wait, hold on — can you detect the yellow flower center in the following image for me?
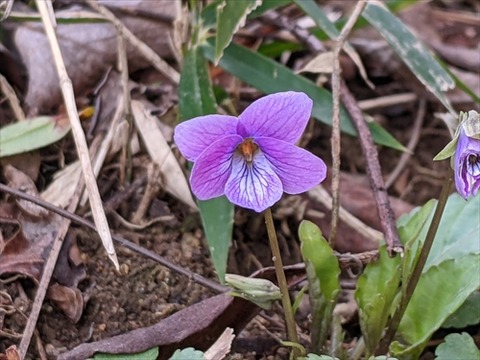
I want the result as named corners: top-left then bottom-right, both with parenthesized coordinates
top-left (238, 138), bottom-right (258, 163)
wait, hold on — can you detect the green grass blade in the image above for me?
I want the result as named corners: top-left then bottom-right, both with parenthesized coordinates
top-left (178, 48), bottom-right (234, 284)
top-left (214, 0), bottom-right (261, 64)
top-left (362, 2), bottom-right (455, 113)
top-left (201, 40), bottom-right (405, 151)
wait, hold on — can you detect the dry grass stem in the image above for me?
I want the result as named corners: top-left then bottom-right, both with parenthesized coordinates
top-left (0, 73), bottom-right (25, 121)
top-left (35, 0), bottom-right (119, 269)
top-left (358, 93), bottom-right (417, 111)
top-left (18, 176), bottom-right (84, 359)
top-left (86, 0), bottom-right (180, 84)
top-left (330, 0), bottom-right (368, 245)
top-left (385, 99), bottom-right (426, 189)
top-left (308, 185), bottom-right (383, 244)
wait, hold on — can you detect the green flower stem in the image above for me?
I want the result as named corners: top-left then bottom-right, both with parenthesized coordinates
top-left (264, 207), bottom-right (299, 356)
top-left (377, 167), bottom-right (453, 354)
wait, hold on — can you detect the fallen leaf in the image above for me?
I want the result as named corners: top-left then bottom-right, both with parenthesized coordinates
top-left (47, 283), bottom-right (84, 323)
top-left (131, 100), bottom-right (197, 209)
top-left (58, 294), bottom-right (257, 360)
top-left (3, 165), bottom-right (49, 218)
top-left (13, 0), bottom-right (179, 115)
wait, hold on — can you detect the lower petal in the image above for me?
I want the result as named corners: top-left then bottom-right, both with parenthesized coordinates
top-left (190, 135), bottom-right (243, 200)
top-left (225, 153), bottom-right (283, 212)
top-left (256, 137), bottom-right (327, 194)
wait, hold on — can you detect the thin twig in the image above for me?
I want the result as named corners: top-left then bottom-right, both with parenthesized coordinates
top-left (340, 79), bottom-right (403, 256)
top-left (330, 0), bottom-right (368, 246)
top-left (377, 167), bottom-right (453, 353)
top-left (36, 0), bottom-right (119, 268)
top-left (17, 176), bottom-right (83, 358)
top-left (0, 182), bottom-right (228, 295)
top-left (385, 99), bottom-right (426, 189)
top-left (85, 0), bottom-right (180, 84)
top-left (116, 32), bottom-right (133, 185)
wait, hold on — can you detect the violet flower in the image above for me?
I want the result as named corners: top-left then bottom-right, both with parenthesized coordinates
top-left (174, 91), bottom-right (327, 212)
top-left (455, 125), bottom-right (480, 199)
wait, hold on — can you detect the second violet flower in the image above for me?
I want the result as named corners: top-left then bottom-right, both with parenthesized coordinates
top-left (174, 91), bottom-right (327, 212)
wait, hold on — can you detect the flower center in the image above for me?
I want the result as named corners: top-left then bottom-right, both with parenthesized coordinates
top-left (237, 138), bottom-right (258, 163)
top-left (467, 154), bottom-right (480, 176)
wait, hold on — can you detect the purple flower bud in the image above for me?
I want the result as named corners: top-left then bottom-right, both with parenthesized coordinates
top-left (454, 126), bottom-right (480, 199)
top-left (174, 91), bottom-right (327, 212)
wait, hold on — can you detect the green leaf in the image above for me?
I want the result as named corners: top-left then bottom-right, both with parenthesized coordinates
top-left (396, 194), bottom-right (480, 294)
top-left (93, 347), bottom-right (158, 359)
top-left (178, 48), bottom-right (234, 284)
top-left (397, 199), bottom-right (436, 291)
top-left (0, 116), bottom-right (71, 157)
top-left (179, 48), bottom-right (217, 117)
top-left (355, 245), bottom-right (402, 357)
top-left (169, 347), bottom-right (206, 360)
top-left (201, 40), bottom-right (405, 151)
top-left (299, 221), bottom-right (341, 353)
top-left (392, 255), bottom-right (480, 359)
top-left (258, 40), bottom-right (303, 58)
top-left (299, 355), bottom-right (339, 360)
top-left (435, 333), bottom-right (480, 360)
top-left (215, 0), bottom-right (261, 64)
top-left (442, 291), bottom-right (480, 329)
top-left (249, 0), bottom-right (291, 18)
top-left (362, 2), bottom-right (455, 113)
top-left (423, 194), bottom-right (480, 270)
top-left (203, 0), bottom-right (291, 28)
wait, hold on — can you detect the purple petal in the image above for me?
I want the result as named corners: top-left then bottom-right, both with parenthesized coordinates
top-left (174, 115), bottom-right (239, 161)
top-left (455, 128), bottom-right (480, 199)
top-left (237, 92), bottom-right (313, 144)
top-left (190, 135), bottom-right (243, 200)
top-left (257, 137), bottom-right (327, 194)
top-left (225, 152), bottom-right (283, 212)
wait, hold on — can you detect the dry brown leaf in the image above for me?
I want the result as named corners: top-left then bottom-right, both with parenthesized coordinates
top-left (3, 165), bottom-right (49, 218)
top-left (297, 52), bottom-right (334, 74)
top-left (0, 345), bottom-right (21, 360)
top-left (204, 327), bottom-right (235, 360)
top-left (47, 283), bottom-right (84, 323)
top-left (131, 100), bottom-right (197, 209)
top-left (309, 172), bottom-right (414, 253)
top-left (57, 294), bottom-right (256, 360)
top-left (13, 0), bottom-right (179, 115)
top-left (0, 202), bottom-right (55, 281)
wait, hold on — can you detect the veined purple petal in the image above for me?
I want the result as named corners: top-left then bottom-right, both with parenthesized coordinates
top-left (455, 128), bottom-right (480, 199)
top-left (225, 152), bottom-right (283, 212)
top-left (190, 135), bottom-right (243, 200)
top-left (174, 115), bottom-right (239, 161)
top-left (237, 92), bottom-right (313, 144)
top-left (257, 137), bottom-right (327, 194)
